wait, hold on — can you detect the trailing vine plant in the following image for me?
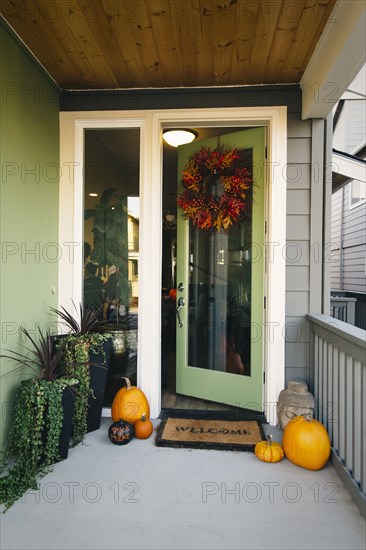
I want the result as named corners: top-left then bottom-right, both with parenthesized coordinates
top-left (57, 332), bottom-right (110, 446)
top-left (1, 304), bottom-right (112, 512)
top-left (0, 328), bottom-right (78, 511)
top-left (51, 303), bottom-right (112, 445)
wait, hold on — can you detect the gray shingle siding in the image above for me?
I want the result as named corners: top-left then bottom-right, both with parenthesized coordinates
top-left (331, 185), bottom-right (366, 293)
top-left (285, 116), bottom-right (314, 388)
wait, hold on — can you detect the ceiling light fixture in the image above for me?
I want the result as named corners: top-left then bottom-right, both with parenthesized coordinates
top-left (163, 129), bottom-right (198, 147)
top-left (89, 193), bottom-right (98, 197)
top-left (163, 212), bottom-right (177, 231)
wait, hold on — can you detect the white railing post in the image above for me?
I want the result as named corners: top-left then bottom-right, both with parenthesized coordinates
top-left (307, 314), bottom-right (366, 518)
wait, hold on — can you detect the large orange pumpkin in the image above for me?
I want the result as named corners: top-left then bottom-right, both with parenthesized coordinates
top-left (282, 415), bottom-right (331, 471)
top-left (112, 377), bottom-right (150, 424)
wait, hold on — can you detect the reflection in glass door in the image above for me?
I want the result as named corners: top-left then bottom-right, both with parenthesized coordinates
top-left (188, 148), bottom-right (253, 377)
top-left (83, 129), bottom-right (140, 405)
top-left (176, 128), bottom-right (265, 410)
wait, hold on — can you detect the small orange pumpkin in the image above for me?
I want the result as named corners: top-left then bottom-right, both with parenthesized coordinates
top-left (112, 377), bottom-right (150, 424)
top-left (282, 415), bottom-right (331, 471)
top-left (134, 414), bottom-right (154, 439)
top-left (255, 435), bottom-right (284, 463)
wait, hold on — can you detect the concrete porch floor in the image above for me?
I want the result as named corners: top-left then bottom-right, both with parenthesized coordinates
top-left (1, 417), bottom-right (365, 550)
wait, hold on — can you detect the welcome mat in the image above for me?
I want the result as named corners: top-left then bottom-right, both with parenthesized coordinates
top-left (155, 417), bottom-right (265, 452)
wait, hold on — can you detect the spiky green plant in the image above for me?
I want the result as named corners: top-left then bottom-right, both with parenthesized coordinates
top-left (50, 302), bottom-right (106, 334)
top-left (50, 303), bottom-right (111, 445)
top-left (0, 328), bottom-right (78, 512)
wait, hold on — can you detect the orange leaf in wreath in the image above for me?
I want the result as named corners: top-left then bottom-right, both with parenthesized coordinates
top-left (178, 146), bottom-right (252, 231)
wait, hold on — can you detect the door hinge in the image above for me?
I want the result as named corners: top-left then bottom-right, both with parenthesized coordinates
top-left (264, 296), bottom-right (266, 309)
top-left (265, 146), bottom-right (267, 159)
top-left (263, 371), bottom-right (265, 384)
top-left (265, 221), bottom-right (267, 234)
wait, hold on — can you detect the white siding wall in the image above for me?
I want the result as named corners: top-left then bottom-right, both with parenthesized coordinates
top-left (333, 100), bottom-right (366, 154)
top-left (331, 184), bottom-right (366, 292)
top-left (343, 185), bottom-right (365, 292)
top-left (333, 106), bottom-right (347, 151)
top-left (331, 188), bottom-right (342, 290)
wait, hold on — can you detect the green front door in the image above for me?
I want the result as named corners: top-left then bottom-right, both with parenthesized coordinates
top-left (176, 128), bottom-right (265, 411)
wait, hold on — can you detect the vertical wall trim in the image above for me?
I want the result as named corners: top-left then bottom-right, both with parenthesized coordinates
top-left (310, 119), bottom-right (325, 313)
top-left (322, 113), bottom-right (333, 315)
top-left (138, 114), bottom-right (162, 411)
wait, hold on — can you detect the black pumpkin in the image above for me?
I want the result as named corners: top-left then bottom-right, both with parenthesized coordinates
top-left (108, 419), bottom-right (135, 445)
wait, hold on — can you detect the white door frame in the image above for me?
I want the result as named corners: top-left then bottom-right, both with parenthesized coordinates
top-left (59, 106), bottom-right (287, 425)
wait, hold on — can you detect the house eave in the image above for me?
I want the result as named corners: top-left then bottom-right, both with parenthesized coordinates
top-left (332, 149), bottom-right (366, 181)
top-left (300, 0), bottom-right (366, 120)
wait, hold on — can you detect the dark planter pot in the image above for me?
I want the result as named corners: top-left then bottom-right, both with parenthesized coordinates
top-left (40, 383), bottom-right (76, 463)
top-left (52, 334), bottom-right (112, 434)
top-left (104, 351), bottom-right (137, 407)
top-left (87, 338), bottom-right (112, 432)
top-left (103, 324), bottom-right (138, 408)
top-left (58, 385), bottom-right (77, 460)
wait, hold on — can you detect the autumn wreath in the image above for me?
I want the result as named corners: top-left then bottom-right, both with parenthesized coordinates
top-left (177, 146), bottom-right (252, 231)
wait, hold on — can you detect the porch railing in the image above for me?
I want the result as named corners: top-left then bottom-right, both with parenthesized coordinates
top-left (330, 296), bottom-right (356, 325)
top-left (331, 291), bottom-right (366, 331)
top-left (307, 314), bottom-right (366, 518)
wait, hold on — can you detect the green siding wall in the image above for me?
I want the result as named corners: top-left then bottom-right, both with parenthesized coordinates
top-left (0, 24), bottom-right (60, 450)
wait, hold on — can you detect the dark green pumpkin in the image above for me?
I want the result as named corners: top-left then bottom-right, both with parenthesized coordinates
top-left (108, 419), bottom-right (134, 445)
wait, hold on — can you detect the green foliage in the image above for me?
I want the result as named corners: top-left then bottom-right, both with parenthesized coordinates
top-left (0, 377), bottom-right (77, 512)
top-left (85, 187), bottom-right (129, 306)
top-left (58, 337), bottom-right (91, 446)
top-left (50, 302), bottom-right (106, 334)
top-left (0, 320), bottom-right (111, 512)
top-left (55, 332), bottom-right (111, 446)
top-left (0, 327), bottom-right (66, 381)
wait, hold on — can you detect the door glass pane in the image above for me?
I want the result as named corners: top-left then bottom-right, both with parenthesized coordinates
top-left (83, 129), bottom-right (140, 404)
top-left (188, 149), bottom-right (253, 376)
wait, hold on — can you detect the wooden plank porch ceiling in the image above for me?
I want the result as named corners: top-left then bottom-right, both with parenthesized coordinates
top-left (1, 0), bottom-right (337, 90)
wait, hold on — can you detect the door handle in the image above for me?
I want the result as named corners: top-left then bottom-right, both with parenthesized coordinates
top-left (176, 297), bottom-right (185, 328)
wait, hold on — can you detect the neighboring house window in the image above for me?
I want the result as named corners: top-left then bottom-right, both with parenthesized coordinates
top-left (349, 179), bottom-right (366, 208)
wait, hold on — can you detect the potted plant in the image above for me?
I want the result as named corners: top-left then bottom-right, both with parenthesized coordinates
top-left (50, 303), bottom-right (112, 438)
top-left (84, 187), bottom-right (137, 352)
top-left (85, 187), bottom-right (129, 319)
top-left (0, 327), bottom-right (79, 511)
